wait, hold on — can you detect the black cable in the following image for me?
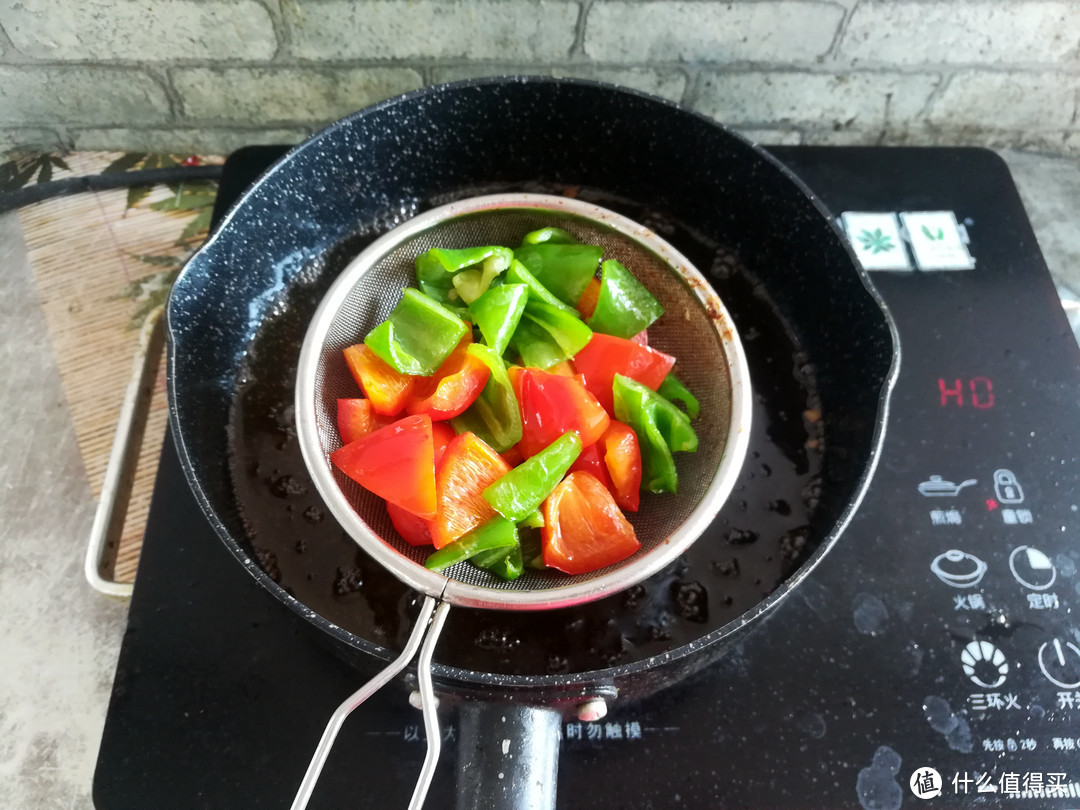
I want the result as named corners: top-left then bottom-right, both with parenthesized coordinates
top-left (0, 165), bottom-right (224, 213)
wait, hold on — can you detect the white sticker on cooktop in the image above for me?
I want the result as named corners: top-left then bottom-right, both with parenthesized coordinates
top-left (900, 211), bottom-right (975, 270)
top-left (839, 212), bottom-right (912, 271)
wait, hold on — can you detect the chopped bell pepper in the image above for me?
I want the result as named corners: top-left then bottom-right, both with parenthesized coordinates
top-left (521, 227), bottom-right (577, 245)
top-left (586, 259), bottom-right (664, 339)
top-left (470, 542), bottom-right (524, 581)
top-left (337, 398), bottom-right (393, 445)
top-left (505, 259), bottom-right (577, 314)
top-left (451, 344), bottom-right (523, 453)
top-left (513, 243), bottom-right (603, 307)
top-left (658, 373), bottom-right (700, 419)
top-left (424, 515), bottom-right (518, 572)
top-left (342, 344), bottom-right (416, 416)
top-left (600, 420), bottom-right (642, 512)
top-left (387, 501), bottom-right (434, 546)
top-left (511, 299), bottom-right (593, 369)
top-left (330, 414), bottom-right (437, 518)
top-left (483, 431), bottom-right (582, 523)
top-left (612, 374), bottom-right (697, 494)
top-left (542, 471), bottom-right (640, 575)
top-left (469, 283), bottom-right (528, 356)
top-left (572, 332), bottom-right (675, 415)
top-left (430, 431), bottom-right (511, 549)
top-left (406, 336), bottom-right (490, 420)
top-left (577, 276), bottom-right (602, 319)
top-left (416, 246), bottom-right (513, 309)
top-left (517, 367), bottom-right (610, 458)
top-left (364, 288), bottom-right (468, 376)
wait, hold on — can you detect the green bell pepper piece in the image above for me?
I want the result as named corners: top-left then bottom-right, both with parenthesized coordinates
top-left (514, 243), bottom-right (603, 307)
top-left (505, 259), bottom-right (577, 314)
top-left (519, 529), bottom-right (546, 570)
top-left (364, 288), bottom-right (468, 376)
top-left (483, 432), bottom-right (582, 523)
top-left (658, 374), bottom-right (700, 419)
top-left (511, 299), bottom-right (593, 369)
top-left (469, 283), bottom-right (528, 356)
top-left (451, 344), bottom-right (523, 452)
top-left (612, 374), bottom-right (698, 494)
top-left (518, 508), bottom-right (544, 529)
top-left (416, 246), bottom-right (512, 309)
top-left (424, 516), bottom-right (518, 572)
top-left (470, 543), bottom-right (524, 581)
top-left (521, 227), bottom-right (577, 245)
top-left (586, 259), bottom-right (664, 339)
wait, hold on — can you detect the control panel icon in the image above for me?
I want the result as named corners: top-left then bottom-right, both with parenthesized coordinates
top-left (1037, 639), bottom-right (1080, 689)
top-left (1008, 546), bottom-right (1056, 591)
top-left (918, 476), bottom-right (976, 497)
top-left (930, 550), bottom-right (987, 588)
top-left (961, 640), bottom-right (1008, 689)
top-left (993, 469), bottom-right (1024, 504)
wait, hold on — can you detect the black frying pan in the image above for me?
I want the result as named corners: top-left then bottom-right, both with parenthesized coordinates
top-left (167, 78), bottom-right (897, 809)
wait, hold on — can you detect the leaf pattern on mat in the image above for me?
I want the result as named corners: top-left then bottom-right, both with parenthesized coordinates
top-left (103, 152), bottom-right (219, 329)
top-left (0, 154), bottom-right (70, 192)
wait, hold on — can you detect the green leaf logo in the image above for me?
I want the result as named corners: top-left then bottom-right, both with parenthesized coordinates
top-left (857, 228), bottom-right (895, 254)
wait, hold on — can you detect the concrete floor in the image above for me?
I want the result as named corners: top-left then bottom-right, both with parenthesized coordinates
top-left (0, 149), bottom-right (1077, 809)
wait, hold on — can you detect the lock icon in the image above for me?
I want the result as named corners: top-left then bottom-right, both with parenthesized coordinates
top-left (993, 469), bottom-right (1024, 504)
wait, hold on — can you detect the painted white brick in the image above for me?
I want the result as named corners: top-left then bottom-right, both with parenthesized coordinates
top-left (0, 0), bottom-right (276, 61)
top-left (0, 67), bottom-right (170, 126)
top-left (733, 127), bottom-right (803, 146)
top-left (173, 68), bottom-right (424, 123)
top-left (284, 0), bottom-right (579, 61)
top-left (0, 128), bottom-right (66, 152)
top-left (70, 127), bottom-right (313, 155)
top-left (696, 71), bottom-right (941, 129)
top-left (584, 1), bottom-right (845, 63)
top-left (927, 71), bottom-right (1077, 130)
top-left (840, 1), bottom-right (1080, 65)
top-left (428, 65), bottom-right (688, 102)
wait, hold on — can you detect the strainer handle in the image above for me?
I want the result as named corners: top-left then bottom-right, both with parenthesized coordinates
top-left (290, 596), bottom-right (450, 810)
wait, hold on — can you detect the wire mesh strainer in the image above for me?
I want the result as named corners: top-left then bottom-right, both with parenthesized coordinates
top-left (292, 194), bottom-right (751, 809)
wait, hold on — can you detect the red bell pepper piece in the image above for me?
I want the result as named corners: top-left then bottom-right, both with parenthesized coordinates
top-left (431, 431), bottom-right (512, 549)
top-left (569, 442), bottom-right (615, 491)
top-left (337, 398), bottom-right (394, 445)
top-left (541, 471), bottom-right (640, 575)
top-left (601, 420), bottom-right (642, 512)
top-left (330, 414), bottom-right (437, 519)
top-left (342, 344), bottom-right (416, 416)
top-left (571, 333), bottom-right (675, 415)
top-left (387, 501), bottom-right (434, 546)
top-left (568, 421), bottom-right (642, 512)
top-left (406, 337), bottom-right (490, 420)
top-left (516, 367), bottom-right (610, 459)
top-left (431, 420), bottom-right (457, 464)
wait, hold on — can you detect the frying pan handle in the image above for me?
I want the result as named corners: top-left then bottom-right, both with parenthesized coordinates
top-left (290, 596), bottom-right (451, 810)
top-left (455, 701), bottom-right (562, 810)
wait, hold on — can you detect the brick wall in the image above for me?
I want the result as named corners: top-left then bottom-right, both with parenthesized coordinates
top-left (0, 0), bottom-right (1077, 155)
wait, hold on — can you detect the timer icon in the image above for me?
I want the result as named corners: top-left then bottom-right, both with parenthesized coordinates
top-left (1008, 546), bottom-right (1056, 591)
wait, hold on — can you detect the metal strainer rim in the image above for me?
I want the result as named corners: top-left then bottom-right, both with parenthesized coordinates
top-left (295, 193), bottom-right (752, 611)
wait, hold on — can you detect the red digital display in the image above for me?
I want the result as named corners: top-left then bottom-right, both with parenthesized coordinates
top-left (938, 377), bottom-right (994, 408)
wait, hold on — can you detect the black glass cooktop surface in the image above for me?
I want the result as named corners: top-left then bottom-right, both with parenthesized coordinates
top-left (94, 146), bottom-right (1080, 808)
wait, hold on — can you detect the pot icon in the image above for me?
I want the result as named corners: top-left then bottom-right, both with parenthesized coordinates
top-left (930, 550), bottom-right (988, 588)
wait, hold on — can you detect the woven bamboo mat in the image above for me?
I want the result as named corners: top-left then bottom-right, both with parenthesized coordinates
top-left (11, 152), bottom-right (221, 585)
